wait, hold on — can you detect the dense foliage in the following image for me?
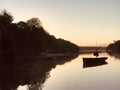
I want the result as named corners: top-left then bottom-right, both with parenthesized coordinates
top-left (0, 10), bottom-right (79, 55)
top-left (107, 40), bottom-right (120, 54)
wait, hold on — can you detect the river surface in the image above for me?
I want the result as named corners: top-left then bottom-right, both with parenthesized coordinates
top-left (16, 52), bottom-right (120, 90)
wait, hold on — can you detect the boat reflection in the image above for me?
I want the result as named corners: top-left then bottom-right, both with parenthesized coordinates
top-left (0, 54), bottom-right (79, 90)
top-left (83, 59), bottom-right (108, 68)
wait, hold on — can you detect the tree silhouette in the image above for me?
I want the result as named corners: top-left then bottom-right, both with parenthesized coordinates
top-left (27, 17), bottom-right (42, 29)
top-left (107, 40), bottom-right (120, 54)
top-left (0, 10), bottom-right (79, 55)
top-left (0, 9), bottom-right (13, 23)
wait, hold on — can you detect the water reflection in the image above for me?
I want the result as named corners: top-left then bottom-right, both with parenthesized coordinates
top-left (107, 53), bottom-right (120, 59)
top-left (0, 54), bottom-right (79, 90)
top-left (83, 60), bottom-right (108, 68)
top-left (40, 53), bottom-right (120, 90)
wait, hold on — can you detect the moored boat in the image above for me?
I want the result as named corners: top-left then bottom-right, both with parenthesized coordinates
top-left (83, 49), bottom-right (108, 63)
top-left (83, 57), bottom-right (108, 63)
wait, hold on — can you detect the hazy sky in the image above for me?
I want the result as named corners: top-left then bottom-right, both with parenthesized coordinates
top-left (1, 0), bottom-right (120, 46)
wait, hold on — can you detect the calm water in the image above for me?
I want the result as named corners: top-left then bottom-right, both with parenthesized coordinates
top-left (16, 52), bottom-right (120, 90)
top-left (1, 53), bottom-right (120, 90)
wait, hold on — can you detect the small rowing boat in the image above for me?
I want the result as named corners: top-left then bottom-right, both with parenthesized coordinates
top-left (83, 49), bottom-right (108, 64)
top-left (83, 57), bottom-right (108, 63)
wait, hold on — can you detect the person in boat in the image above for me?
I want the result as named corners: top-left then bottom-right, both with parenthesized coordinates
top-left (93, 49), bottom-right (99, 57)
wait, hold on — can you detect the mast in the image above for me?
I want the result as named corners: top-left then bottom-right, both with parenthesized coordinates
top-left (93, 42), bottom-right (99, 57)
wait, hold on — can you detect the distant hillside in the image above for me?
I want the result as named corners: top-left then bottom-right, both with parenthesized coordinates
top-left (0, 10), bottom-right (79, 55)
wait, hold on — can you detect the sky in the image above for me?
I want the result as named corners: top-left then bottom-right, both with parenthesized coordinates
top-left (0, 0), bottom-right (120, 46)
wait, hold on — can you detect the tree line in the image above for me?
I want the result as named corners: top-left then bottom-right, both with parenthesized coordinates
top-left (0, 10), bottom-right (79, 55)
top-left (107, 40), bottom-right (120, 54)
